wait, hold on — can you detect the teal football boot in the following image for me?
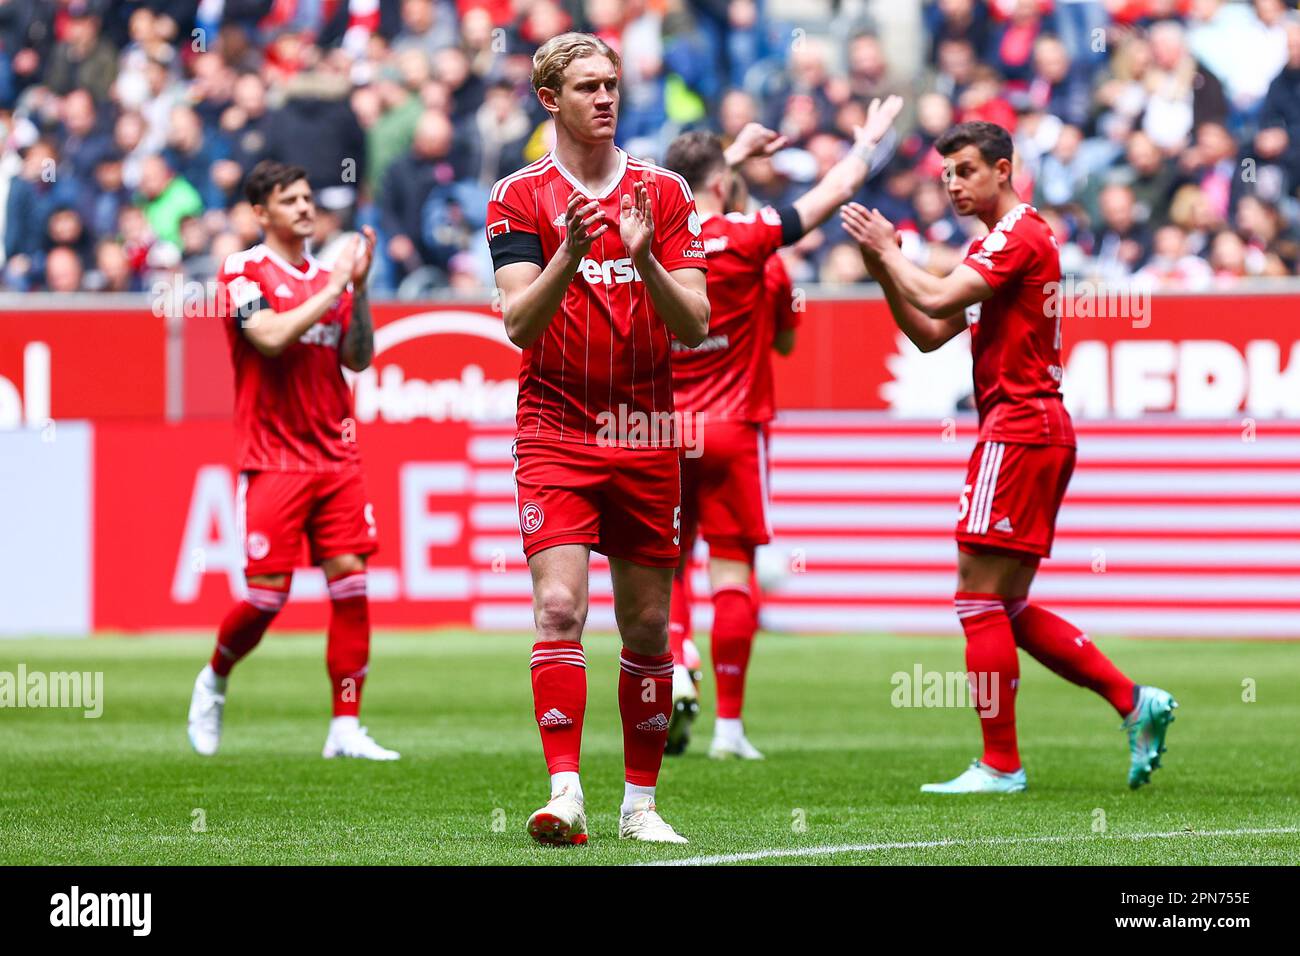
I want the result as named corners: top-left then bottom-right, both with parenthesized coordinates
top-left (921, 759), bottom-right (1027, 794)
top-left (1123, 686), bottom-right (1178, 789)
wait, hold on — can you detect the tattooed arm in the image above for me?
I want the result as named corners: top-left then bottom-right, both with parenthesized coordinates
top-left (341, 288), bottom-right (374, 371)
top-left (340, 227), bottom-right (376, 371)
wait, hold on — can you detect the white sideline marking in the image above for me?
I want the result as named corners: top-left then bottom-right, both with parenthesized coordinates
top-left (639, 826), bottom-right (1300, 866)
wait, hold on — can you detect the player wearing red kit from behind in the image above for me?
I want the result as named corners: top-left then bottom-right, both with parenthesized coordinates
top-left (186, 160), bottom-right (398, 762)
top-left (666, 250), bottom-right (794, 751)
top-left (661, 98), bottom-right (901, 759)
top-left (667, 247), bottom-right (797, 712)
top-left (842, 120), bottom-right (1176, 792)
top-left (487, 33), bottom-right (710, 845)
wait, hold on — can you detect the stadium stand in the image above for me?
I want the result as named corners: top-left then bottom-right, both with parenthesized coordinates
top-left (0, 0), bottom-right (1297, 295)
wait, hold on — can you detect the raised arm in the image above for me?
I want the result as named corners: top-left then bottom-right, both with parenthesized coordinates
top-left (240, 236), bottom-right (358, 358)
top-left (341, 290), bottom-right (374, 371)
top-left (866, 256), bottom-right (968, 353)
top-left (723, 122), bottom-right (787, 168)
top-left (641, 263), bottom-right (709, 347)
top-left (340, 226), bottom-right (377, 371)
top-left (621, 181), bottom-right (709, 347)
top-left (841, 202), bottom-right (971, 353)
top-left (842, 202), bottom-right (992, 316)
top-left (789, 96), bottom-right (902, 236)
top-left (495, 190), bottom-right (607, 350)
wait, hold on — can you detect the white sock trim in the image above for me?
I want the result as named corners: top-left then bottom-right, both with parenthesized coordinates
top-left (201, 664), bottom-right (227, 693)
top-left (327, 572), bottom-right (367, 601)
top-left (329, 715), bottom-right (360, 736)
top-left (621, 782), bottom-right (656, 813)
top-left (714, 717), bottom-right (743, 739)
top-left (550, 771), bottom-right (582, 801)
top-left (246, 585), bottom-right (289, 612)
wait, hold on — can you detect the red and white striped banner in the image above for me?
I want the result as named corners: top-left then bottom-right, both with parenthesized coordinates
top-left (466, 415), bottom-right (1300, 639)
top-left (25, 415), bottom-right (1292, 638)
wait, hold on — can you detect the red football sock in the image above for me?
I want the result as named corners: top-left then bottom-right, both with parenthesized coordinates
top-left (530, 641), bottom-right (586, 774)
top-left (209, 578), bottom-right (290, 676)
top-left (668, 569), bottom-right (692, 667)
top-left (618, 649), bottom-right (673, 786)
top-left (1006, 600), bottom-right (1137, 717)
top-left (326, 572), bottom-right (370, 717)
top-left (711, 585), bottom-right (757, 719)
top-left (955, 592), bottom-right (1021, 773)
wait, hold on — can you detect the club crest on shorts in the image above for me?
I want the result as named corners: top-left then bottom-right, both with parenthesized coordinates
top-left (246, 532), bottom-right (270, 561)
top-left (520, 501), bottom-right (544, 534)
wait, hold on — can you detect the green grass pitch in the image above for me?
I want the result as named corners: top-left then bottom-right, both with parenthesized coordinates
top-left (1, 631), bottom-right (1297, 866)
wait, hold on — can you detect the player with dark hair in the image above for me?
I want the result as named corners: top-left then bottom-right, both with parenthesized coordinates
top-left (842, 119), bottom-right (1177, 793)
top-left (486, 33), bottom-right (710, 845)
top-left (186, 160), bottom-right (398, 762)
top-left (661, 98), bottom-right (901, 759)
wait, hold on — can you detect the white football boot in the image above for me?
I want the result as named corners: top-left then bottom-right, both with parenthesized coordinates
top-left (322, 721), bottom-right (401, 760)
top-left (618, 796), bottom-right (689, 844)
top-left (527, 786), bottom-right (588, 846)
top-left (920, 759), bottom-right (1027, 794)
top-left (187, 666), bottom-right (225, 756)
top-left (708, 717), bottom-right (765, 760)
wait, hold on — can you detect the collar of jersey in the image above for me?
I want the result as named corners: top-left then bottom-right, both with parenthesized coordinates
top-left (259, 242), bottom-right (320, 280)
top-left (549, 147), bottom-right (628, 200)
top-left (993, 202), bottom-right (1031, 233)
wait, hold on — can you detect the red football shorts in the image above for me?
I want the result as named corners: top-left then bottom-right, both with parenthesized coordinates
top-left (955, 440), bottom-right (1075, 559)
top-left (512, 438), bottom-right (682, 568)
top-left (236, 465), bottom-right (379, 576)
top-left (679, 420), bottom-right (772, 563)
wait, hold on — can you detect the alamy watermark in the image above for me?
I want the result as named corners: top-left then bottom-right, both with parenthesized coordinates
top-left (891, 665), bottom-right (1001, 717)
top-left (595, 404), bottom-right (706, 458)
top-left (50, 886), bottom-right (150, 936)
top-left (0, 665), bottom-right (103, 718)
top-left (150, 275), bottom-right (261, 324)
top-left (1044, 276), bottom-right (1151, 329)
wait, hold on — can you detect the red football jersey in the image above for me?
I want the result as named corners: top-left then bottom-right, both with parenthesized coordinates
top-left (218, 244), bottom-right (358, 472)
top-left (486, 149), bottom-right (707, 446)
top-left (960, 202), bottom-right (1075, 447)
top-left (765, 250), bottom-right (799, 335)
top-left (670, 208), bottom-right (795, 423)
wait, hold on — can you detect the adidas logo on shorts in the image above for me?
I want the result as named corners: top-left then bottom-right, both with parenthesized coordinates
top-left (993, 516), bottom-right (1014, 534)
top-left (636, 713), bottom-right (669, 732)
top-left (538, 708), bottom-right (572, 727)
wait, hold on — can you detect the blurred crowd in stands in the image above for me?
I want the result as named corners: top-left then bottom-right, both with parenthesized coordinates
top-left (1, 0), bottom-right (1299, 297)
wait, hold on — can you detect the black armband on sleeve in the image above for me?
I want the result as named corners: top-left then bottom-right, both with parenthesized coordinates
top-left (777, 205), bottom-right (804, 246)
top-left (235, 296), bottom-right (268, 327)
top-left (490, 231), bottom-right (544, 271)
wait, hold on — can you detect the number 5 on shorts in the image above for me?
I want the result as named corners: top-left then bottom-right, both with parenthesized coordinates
top-left (957, 483), bottom-right (973, 522)
top-left (673, 506), bottom-right (681, 546)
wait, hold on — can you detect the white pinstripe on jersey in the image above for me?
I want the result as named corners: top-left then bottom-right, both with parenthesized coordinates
top-left (490, 156), bottom-right (553, 204)
top-left (628, 158), bottom-right (695, 202)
